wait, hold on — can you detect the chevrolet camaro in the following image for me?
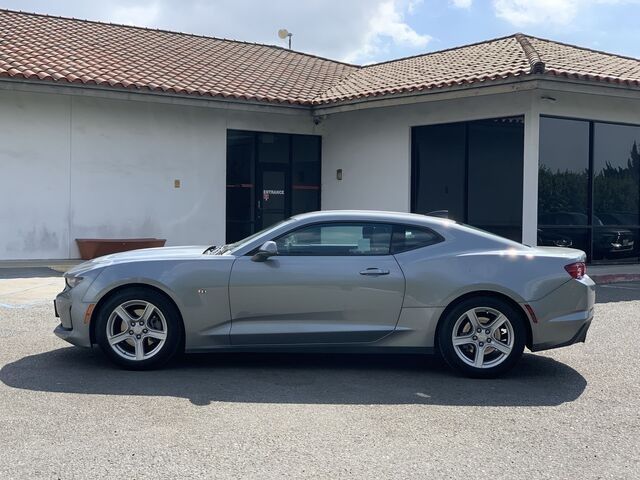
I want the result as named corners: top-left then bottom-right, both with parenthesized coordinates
top-left (54, 211), bottom-right (595, 377)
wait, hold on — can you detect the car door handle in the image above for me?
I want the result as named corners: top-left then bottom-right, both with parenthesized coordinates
top-left (359, 267), bottom-right (390, 276)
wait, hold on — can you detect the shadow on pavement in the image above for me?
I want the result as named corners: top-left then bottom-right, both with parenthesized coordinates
top-left (1, 347), bottom-right (586, 407)
top-left (0, 267), bottom-right (62, 279)
top-left (596, 282), bottom-right (640, 303)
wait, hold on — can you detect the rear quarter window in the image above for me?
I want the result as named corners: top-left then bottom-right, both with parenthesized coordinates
top-left (391, 225), bottom-right (443, 253)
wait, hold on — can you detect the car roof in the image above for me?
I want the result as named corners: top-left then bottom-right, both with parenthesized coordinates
top-left (291, 210), bottom-right (455, 228)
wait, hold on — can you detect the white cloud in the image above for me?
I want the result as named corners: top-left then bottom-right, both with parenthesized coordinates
top-left (492, 0), bottom-right (578, 27)
top-left (492, 0), bottom-right (640, 27)
top-left (343, 0), bottom-right (431, 63)
top-left (110, 3), bottom-right (160, 27)
top-left (0, 0), bottom-right (430, 64)
top-left (450, 0), bottom-right (473, 8)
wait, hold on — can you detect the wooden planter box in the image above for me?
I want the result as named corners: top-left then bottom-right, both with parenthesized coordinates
top-left (76, 238), bottom-right (166, 260)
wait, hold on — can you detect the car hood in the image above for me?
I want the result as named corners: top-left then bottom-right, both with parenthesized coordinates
top-left (66, 245), bottom-right (213, 276)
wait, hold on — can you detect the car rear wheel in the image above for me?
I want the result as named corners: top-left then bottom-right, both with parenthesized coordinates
top-left (95, 288), bottom-right (183, 370)
top-left (437, 296), bottom-right (526, 378)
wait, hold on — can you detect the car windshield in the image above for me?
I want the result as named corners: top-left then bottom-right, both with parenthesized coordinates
top-left (206, 218), bottom-right (297, 255)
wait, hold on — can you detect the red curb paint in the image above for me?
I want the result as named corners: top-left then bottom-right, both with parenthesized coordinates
top-left (590, 274), bottom-right (640, 285)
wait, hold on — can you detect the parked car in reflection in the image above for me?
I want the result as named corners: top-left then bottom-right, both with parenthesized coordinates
top-left (537, 229), bottom-right (573, 248)
top-left (538, 212), bottom-right (635, 258)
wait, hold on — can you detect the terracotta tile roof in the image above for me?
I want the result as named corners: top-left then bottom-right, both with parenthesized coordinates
top-left (0, 9), bottom-right (357, 105)
top-left (526, 36), bottom-right (640, 86)
top-left (314, 35), bottom-right (531, 104)
top-left (0, 9), bottom-right (638, 108)
top-left (314, 34), bottom-right (640, 104)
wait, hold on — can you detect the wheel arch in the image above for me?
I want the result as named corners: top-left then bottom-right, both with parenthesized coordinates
top-left (89, 282), bottom-right (185, 346)
top-left (433, 290), bottom-right (533, 351)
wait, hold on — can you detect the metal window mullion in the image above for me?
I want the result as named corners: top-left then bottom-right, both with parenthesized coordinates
top-left (410, 127), bottom-right (418, 213)
top-left (464, 122), bottom-right (470, 223)
top-left (587, 121), bottom-right (595, 262)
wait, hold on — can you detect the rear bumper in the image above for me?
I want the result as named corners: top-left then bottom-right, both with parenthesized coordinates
top-left (527, 275), bottom-right (595, 352)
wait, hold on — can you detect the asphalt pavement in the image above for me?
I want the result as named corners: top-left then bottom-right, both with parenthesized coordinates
top-left (0, 278), bottom-right (639, 479)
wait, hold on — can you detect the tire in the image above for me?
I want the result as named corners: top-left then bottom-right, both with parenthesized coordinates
top-left (437, 296), bottom-right (526, 378)
top-left (95, 287), bottom-right (183, 370)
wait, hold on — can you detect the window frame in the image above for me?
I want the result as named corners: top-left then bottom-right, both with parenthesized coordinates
top-left (247, 221), bottom-right (444, 257)
top-left (538, 114), bottom-right (640, 263)
top-left (410, 115), bottom-right (525, 243)
top-left (390, 224), bottom-right (444, 254)
top-left (272, 221), bottom-right (394, 257)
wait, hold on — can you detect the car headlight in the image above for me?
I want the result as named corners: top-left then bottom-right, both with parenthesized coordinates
top-left (65, 276), bottom-right (84, 289)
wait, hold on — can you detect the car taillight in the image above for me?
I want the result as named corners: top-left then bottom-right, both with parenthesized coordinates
top-left (565, 262), bottom-right (586, 279)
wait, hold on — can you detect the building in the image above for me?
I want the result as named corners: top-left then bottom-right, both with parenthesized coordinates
top-left (1, 9), bottom-right (639, 263)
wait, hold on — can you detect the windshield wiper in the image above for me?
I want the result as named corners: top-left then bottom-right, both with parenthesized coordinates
top-left (203, 245), bottom-right (219, 255)
top-left (204, 244), bottom-right (233, 255)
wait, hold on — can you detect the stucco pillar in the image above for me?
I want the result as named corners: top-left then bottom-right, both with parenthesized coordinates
top-left (522, 94), bottom-right (540, 246)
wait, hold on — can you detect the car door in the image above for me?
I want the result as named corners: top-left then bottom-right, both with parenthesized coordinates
top-left (228, 222), bottom-right (405, 345)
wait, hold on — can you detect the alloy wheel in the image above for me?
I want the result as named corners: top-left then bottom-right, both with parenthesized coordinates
top-left (451, 307), bottom-right (514, 369)
top-left (106, 300), bottom-right (168, 361)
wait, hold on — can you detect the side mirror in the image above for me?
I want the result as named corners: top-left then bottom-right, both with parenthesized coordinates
top-left (251, 241), bottom-right (278, 262)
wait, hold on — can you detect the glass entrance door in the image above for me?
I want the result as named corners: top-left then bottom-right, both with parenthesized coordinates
top-left (226, 130), bottom-right (321, 243)
top-left (258, 164), bottom-right (289, 230)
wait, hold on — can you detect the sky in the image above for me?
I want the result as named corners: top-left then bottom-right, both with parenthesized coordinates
top-left (1, 0), bottom-right (638, 64)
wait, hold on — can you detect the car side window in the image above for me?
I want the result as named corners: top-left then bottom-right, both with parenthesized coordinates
top-left (391, 225), bottom-right (442, 253)
top-left (275, 223), bottom-right (393, 256)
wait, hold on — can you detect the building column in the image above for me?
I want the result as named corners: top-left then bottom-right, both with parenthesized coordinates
top-left (522, 94), bottom-right (540, 245)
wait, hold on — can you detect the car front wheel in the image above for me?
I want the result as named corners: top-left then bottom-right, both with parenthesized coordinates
top-left (95, 288), bottom-right (183, 370)
top-left (437, 296), bottom-right (526, 378)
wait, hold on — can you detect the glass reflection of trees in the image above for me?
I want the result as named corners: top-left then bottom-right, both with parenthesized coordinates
top-left (594, 141), bottom-right (640, 226)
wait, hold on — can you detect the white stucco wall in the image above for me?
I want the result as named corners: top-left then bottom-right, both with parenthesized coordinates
top-left (0, 89), bottom-right (318, 260)
top-left (537, 88), bottom-right (640, 126)
top-left (320, 87), bottom-right (640, 246)
top-left (0, 91), bottom-right (71, 259)
top-left (2, 82), bottom-right (639, 260)
top-left (319, 90), bottom-right (535, 219)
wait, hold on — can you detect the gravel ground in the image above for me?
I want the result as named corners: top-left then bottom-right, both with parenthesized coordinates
top-left (0, 282), bottom-right (639, 479)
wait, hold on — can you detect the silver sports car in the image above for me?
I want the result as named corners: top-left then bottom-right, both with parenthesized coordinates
top-left (54, 210), bottom-right (595, 377)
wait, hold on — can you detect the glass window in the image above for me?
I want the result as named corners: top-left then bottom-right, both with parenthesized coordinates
top-left (593, 123), bottom-right (640, 225)
top-left (258, 133), bottom-right (289, 164)
top-left (467, 117), bottom-right (524, 241)
top-left (592, 122), bottom-right (640, 261)
top-left (538, 117), bottom-right (640, 263)
top-left (538, 117), bottom-right (591, 256)
top-left (292, 135), bottom-right (321, 215)
top-left (412, 123), bottom-right (466, 222)
top-left (538, 117), bottom-right (590, 220)
top-left (391, 225), bottom-right (442, 253)
top-left (226, 130), bottom-right (321, 243)
top-left (226, 131), bottom-right (256, 241)
top-left (411, 116), bottom-right (524, 242)
top-left (537, 227), bottom-right (589, 252)
top-left (592, 226), bottom-right (638, 261)
top-left (275, 223), bottom-right (392, 256)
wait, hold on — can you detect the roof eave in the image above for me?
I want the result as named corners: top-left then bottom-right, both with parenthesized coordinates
top-left (2, 73), bottom-right (639, 118)
top-left (0, 76), bottom-right (315, 115)
top-left (312, 74), bottom-right (640, 116)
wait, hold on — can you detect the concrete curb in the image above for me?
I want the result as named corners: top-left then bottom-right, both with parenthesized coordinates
top-left (590, 274), bottom-right (640, 285)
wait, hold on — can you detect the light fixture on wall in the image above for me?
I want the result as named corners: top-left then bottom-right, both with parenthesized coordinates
top-left (336, 169), bottom-right (343, 181)
top-left (541, 95), bottom-right (557, 102)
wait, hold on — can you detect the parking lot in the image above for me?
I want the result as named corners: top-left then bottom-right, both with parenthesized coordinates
top-left (1, 272), bottom-right (639, 479)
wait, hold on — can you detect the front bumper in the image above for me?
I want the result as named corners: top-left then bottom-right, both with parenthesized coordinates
top-left (53, 289), bottom-right (93, 348)
top-left (528, 275), bottom-right (596, 352)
